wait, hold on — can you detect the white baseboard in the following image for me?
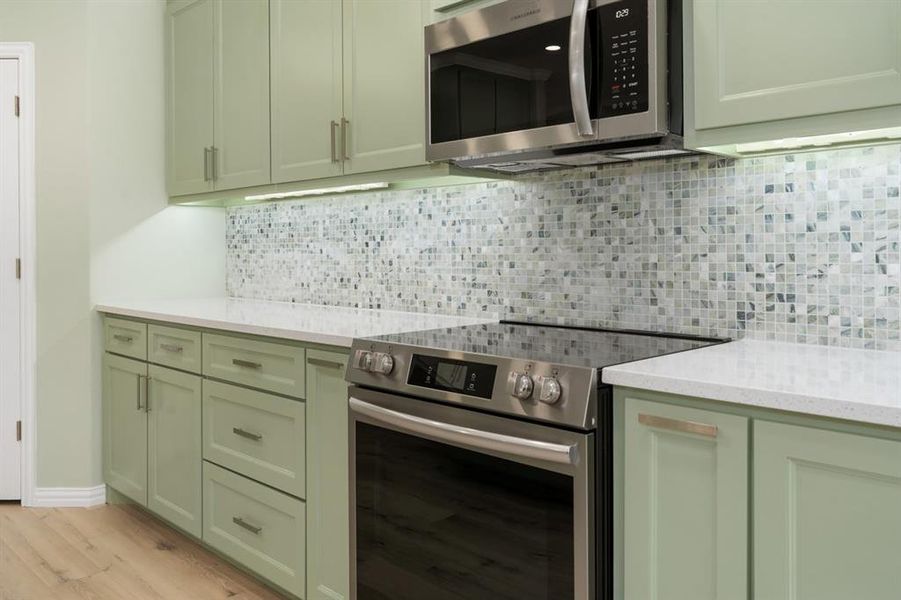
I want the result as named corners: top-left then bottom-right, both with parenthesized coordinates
top-left (30, 484), bottom-right (107, 508)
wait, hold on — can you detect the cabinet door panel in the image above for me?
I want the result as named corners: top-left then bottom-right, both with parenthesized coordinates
top-left (306, 350), bottom-right (350, 600)
top-left (166, 0), bottom-right (215, 196)
top-left (214, 0), bottom-right (271, 190)
top-left (147, 365), bottom-right (202, 538)
top-left (103, 354), bottom-right (148, 506)
top-left (271, 0), bottom-right (344, 183)
top-left (755, 421), bottom-right (901, 600)
top-left (692, 0), bottom-right (901, 130)
top-left (343, 0), bottom-right (427, 174)
top-left (624, 397), bottom-right (748, 600)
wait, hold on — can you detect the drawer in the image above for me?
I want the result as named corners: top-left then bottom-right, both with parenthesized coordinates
top-left (203, 380), bottom-right (305, 497)
top-left (203, 333), bottom-right (305, 398)
top-left (104, 317), bottom-right (147, 361)
top-left (202, 461), bottom-right (305, 597)
top-left (148, 324), bottom-right (202, 374)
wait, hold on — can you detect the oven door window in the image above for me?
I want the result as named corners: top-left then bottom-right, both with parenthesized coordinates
top-left (429, 13), bottom-right (596, 144)
top-left (356, 422), bottom-right (575, 600)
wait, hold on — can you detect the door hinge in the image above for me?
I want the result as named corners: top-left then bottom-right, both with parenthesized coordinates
top-left (16, 420), bottom-right (21, 442)
top-left (14, 95), bottom-right (19, 117)
top-left (15, 258), bottom-right (20, 280)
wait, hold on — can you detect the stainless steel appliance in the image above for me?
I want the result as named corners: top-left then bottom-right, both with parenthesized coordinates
top-left (346, 322), bottom-right (723, 600)
top-left (425, 0), bottom-right (687, 172)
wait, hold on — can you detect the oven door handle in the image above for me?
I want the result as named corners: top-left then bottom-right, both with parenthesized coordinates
top-left (569, 0), bottom-right (594, 137)
top-left (349, 397), bottom-right (579, 466)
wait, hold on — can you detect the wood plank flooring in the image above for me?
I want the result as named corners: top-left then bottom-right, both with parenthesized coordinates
top-left (0, 502), bottom-right (287, 600)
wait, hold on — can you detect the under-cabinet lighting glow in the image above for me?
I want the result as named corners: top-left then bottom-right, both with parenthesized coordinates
top-left (731, 126), bottom-right (901, 154)
top-left (244, 182), bottom-right (390, 201)
top-left (545, 44), bottom-right (562, 52)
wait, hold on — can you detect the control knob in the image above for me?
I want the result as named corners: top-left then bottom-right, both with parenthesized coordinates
top-left (355, 350), bottom-right (373, 372)
top-left (370, 352), bottom-right (395, 375)
top-left (511, 372), bottom-right (534, 400)
top-left (537, 376), bottom-right (563, 405)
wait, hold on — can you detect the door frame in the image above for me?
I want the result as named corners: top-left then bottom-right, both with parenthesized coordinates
top-left (0, 43), bottom-right (36, 506)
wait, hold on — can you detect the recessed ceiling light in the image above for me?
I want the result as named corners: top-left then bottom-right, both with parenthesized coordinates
top-left (545, 44), bottom-right (561, 52)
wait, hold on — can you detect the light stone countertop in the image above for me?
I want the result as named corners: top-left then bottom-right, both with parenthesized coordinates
top-left (603, 338), bottom-right (901, 428)
top-left (95, 297), bottom-right (496, 348)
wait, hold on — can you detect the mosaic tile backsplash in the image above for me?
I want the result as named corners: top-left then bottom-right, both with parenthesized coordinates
top-left (227, 144), bottom-right (901, 350)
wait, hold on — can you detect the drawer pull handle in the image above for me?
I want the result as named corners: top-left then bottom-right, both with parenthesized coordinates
top-left (232, 427), bottom-right (263, 442)
top-left (232, 358), bottom-right (262, 369)
top-left (160, 343), bottom-right (183, 353)
top-left (113, 334), bottom-right (134, 343)
top-left (308, 357), bottom-right (344, 370)
top-left (232, 516), bottom-right (262, 535)
top-left (638, 413), bottom-right (718, 438)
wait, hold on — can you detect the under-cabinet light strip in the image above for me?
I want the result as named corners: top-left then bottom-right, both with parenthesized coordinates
top-left (245, 182), bottom-right (389, 201)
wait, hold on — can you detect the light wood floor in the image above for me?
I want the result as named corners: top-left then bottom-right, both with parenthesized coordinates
top-left (0, 502), bottom-right (287, 600)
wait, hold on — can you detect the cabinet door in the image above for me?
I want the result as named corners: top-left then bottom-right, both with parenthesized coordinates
top-left (213, 0), bottom-right (271, 190)
top-left (166, 0), bottom-right (215, 196)
top-left (270, 0), bottom-right (344, 183)
top-left (755, 421), bottom-right (901, 600)
top-left (306, 350), bottom-right (350, 600)
top-left (147, 365), bottom-right (202, 538)
top-left (103, 354), bottom-right (148, 506)
top-left (624, 397), bottom-right (748, 600)
top-left (692, 0), bottom-right (901, 131)
top-left (342, 0), bottom-right (427, 174)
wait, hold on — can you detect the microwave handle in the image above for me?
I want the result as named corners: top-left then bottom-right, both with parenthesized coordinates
top-left (349, 396), bottom-right (578, 466)
top-left (569, 0), bottom-right (594, 137)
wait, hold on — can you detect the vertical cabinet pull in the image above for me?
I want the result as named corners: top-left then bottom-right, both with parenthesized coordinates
top-left (136, 374), bottom-right (143, 411)
top-left (330, 120), bottom-right (339, 163)
top-left (211, 146), bottom-right (218, 181)
top-left (144, 376), bottom-right (152, 412)
top-left (341, 118), bottom-right (350, 160)
top-left (203, 147), bottom-right (212, 182)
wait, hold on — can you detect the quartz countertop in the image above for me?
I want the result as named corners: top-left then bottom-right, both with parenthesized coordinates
top-left (602, 338), bottom-right (901, 429)
top-left (95, 297), bottom-right (496, 348)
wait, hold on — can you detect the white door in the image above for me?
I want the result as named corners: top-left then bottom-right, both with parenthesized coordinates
top-left (0, 58), bottom-right (21, 500)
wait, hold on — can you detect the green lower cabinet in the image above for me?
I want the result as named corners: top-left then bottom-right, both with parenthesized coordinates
top-left (203, 461), bottom-right (306, 598)
top-left (623, 396), bottom-right (748, 600)
top-left (305, 349), bottom-right (350, 600)
top-left (147, 365), bottom-right (203, 538)
top-left (754, 421), bottom-right (901, 600)
top-left (103, 354), bottom-right (148, 506)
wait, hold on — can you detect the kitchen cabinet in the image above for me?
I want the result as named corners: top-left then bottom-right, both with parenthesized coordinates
top-left (147, 365), bottom-right (203, 538)
top-left (686, 0), bottom-right (901, 155)
top-left (271, 0), bottom-right (429, 184)
top-left (305, 349), bottom-right (350, 600)
top-left (623, 396), bottom-right (748, 600)
top-left (166, 0), bottom-right (270, 196)
top-left (103, 354), bottom-right (149, 506)
top-left (755, 421), bottom-right (901, 600)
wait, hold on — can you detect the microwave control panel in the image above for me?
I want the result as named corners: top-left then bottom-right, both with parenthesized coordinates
top-left (598, 0), bottom-right (649, 117)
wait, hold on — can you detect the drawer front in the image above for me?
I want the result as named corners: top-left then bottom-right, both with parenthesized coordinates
top-left (104, 317), bottom-right (147, 361)
top-left (148, 324), bottom-right (202, 373)
top-left (203, 333), bottom-right (305, 398)
top-left (203, 461), bottom-right (305, 597)
top-left (203, 380), bottom-right (305, 497)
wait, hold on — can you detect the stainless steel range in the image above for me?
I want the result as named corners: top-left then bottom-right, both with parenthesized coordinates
top-left (346, 321), bottom-right (723, 600)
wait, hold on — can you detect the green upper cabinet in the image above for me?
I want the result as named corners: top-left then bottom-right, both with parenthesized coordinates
top-left (270, 0), bottom-right (344, 183)
top-left (755, 421), bottom-right (901, 600)
top-left (623, 394), bottom-right (748, 600)
top-left (342, 0), bottom-right (428, 174)
top-left (103, 354), bottom-right (149, 506)
top-left (687, 0), bottom-right (901, 155)
top-left (166, 0), bottom-right (270, 196)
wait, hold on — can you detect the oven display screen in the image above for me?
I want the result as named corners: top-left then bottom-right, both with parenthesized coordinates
top-left (407, 354), bottom-right (497, 399)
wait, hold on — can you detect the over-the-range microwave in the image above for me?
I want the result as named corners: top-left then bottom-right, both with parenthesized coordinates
top-left (425, 0), bottom-right (689, 173)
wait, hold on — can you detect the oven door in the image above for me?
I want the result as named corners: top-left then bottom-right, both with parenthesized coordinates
top-left (349, 386), bottom-right (595, 600)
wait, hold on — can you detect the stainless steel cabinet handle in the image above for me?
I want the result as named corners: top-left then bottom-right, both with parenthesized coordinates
top-left (341, 117), bottom-right (350, 160)
top-left (144, 376), bottom-right (152, 412)
top-left (232, 427), bottom-right (263, 441)
top-left (232, 516), bottom-right (262, 535)
top-left (349, 397), bottom-right (578, 466)
top-left (308, 357), bottom-right (344, 370)
top-left (232, 358), bottom-right (262, 369)
top-left (136, 374), bottom-right (143, 411)
top-left (160, 343), bottom-right (183, 354)
top-left (211, 146), bottom-right (218, 181)
top-left (113, 334), bottom-right (134, 343)
top-left (638, 413), bottom-right (718, 438)
top-left (203, 147), bottom-right (212, 181)
top-left (330, 120), bottom-right (339, 163)
top-left (568, 0), bottom-right (594, 137)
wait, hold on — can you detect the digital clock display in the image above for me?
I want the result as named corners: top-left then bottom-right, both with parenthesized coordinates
top-left (407, 354), bottom-right (497, 399)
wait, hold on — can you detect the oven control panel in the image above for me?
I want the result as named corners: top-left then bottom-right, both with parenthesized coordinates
top-left (407, 354), bottom-right (497, 400)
